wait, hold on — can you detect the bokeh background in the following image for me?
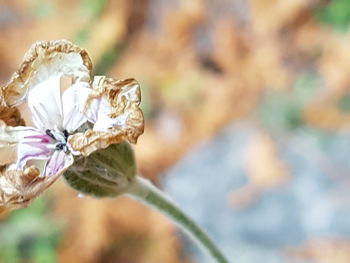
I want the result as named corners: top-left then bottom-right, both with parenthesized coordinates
top-left (1, 0), bottom-right (350, 262)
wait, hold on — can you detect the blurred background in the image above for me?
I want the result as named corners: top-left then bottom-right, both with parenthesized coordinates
top-left (1, 0), bottom-right (350, 262)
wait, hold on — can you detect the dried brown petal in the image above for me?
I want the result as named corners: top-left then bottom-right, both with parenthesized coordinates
top-left (2, 40), bottom-right (93, 106)
top-left (68, 77), bottom-right (144, 156)
top-left (0, 158), bottom-right (73, 210)
top-left (0, 120), bottom-right (20, 148)
top-left (0, 123), bottom-right (18, 166)
top-left (0, 86), bottom-right (24, 127)
top-left (0, 89), bottom-right (6, 108)
top-left (0, 106), bottom-right (25, 127)
top-left (0, 119), bottom-right (74, 210)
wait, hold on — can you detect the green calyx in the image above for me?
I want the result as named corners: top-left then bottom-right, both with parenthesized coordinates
top-left (63, 141), bottom-right (137, 197)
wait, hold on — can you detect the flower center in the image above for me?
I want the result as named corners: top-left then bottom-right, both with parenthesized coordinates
top-left (46, 129), bottom-right (70, 153)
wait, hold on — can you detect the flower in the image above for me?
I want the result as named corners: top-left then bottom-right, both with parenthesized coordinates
top-left (0, 40), bottom-right (144, 210)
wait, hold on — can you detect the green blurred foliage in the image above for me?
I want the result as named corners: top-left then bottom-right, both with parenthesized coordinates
top-left (258, 73), bottom-right (320, 131)
top-left (338, 94), bottom-right (350, 112)
top-left (81, 0), bottom-right (109, 17)
top-left (94, 44), bottom-right (126, 75)
top-left (0, 196), bottom-right (61, 263)
top-left (316, 0), bottom-right (350, 31)
top-left (74, 29), bottom-right (91, 46)
top-left (74, 0), bottom-right (108, 45)
top-left (31, 0), bottom-right (56, 18)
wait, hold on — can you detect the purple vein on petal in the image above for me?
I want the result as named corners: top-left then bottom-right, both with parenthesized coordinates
top-left (23, 134), bottom-right (52, 143)
top-left (16, 132), bottom-right (54, 169)
top-left (44, 151), bottom-right (67, 177)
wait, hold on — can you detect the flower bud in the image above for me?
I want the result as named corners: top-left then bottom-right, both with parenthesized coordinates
top-left (63, 141), bottom-right (137, 197)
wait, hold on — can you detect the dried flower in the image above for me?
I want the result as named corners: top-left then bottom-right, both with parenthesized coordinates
top-left (0, 41), bottom-right (229, 263)
top-left (0, 40), bottom-right (144, 210)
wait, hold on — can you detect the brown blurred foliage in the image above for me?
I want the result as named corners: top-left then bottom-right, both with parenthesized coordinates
top-left (287, 238), bottom-right (350, 263)
top-left (1, 0), bottom-right (350, 262)
top-left (229, 132), bottom-right (289, 207)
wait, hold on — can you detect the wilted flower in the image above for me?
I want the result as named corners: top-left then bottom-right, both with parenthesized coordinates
top-left (0, 40), bottom-right (144, 210)
top-left (0, 41), bottom-right (229, 263)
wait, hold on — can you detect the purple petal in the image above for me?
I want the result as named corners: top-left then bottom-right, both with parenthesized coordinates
top-left (43, 150), bottom-right (72, 177)
top-left (23, 134), bottom-right (52, 143)
top-left (15, 128), bottom-right (54, 169)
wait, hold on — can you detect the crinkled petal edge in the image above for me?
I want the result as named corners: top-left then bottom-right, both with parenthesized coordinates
top-left (0, 120), bottom-right (73, 210)
top-left (2, 39), bottom-right (93, 106)
top-left (0, 155), bottom-right (73, 210)
top-left (68, 77), bottom-right (144, 156)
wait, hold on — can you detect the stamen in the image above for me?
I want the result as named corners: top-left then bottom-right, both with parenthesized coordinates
top-left (46, 144), bottom-right (57, 149)
top-left (46, 129), bottom-right (56, 139)
top-left (63, 145), bottom-right (69, 153)
top-left (55, 142), bottom-right (69, 153)
top-left (63, 130), bottom-right (69, 140)
top-left (51, 130), bottom-right (65, 142)
top-left (46, 129), bottom-right (70, 153)
top-left (55, 143), bottom-right (65, 151)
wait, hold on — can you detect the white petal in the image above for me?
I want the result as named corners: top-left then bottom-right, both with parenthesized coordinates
top-left (86, 78), bottom-right (142, 134)
top-left (86, 96), bottom-right (127, 132)
top-left (89, 96), bottom-right (130, 132)
top-left (93, 107), bottom-right (129, 132)
top-left (44, 150), bottom-right (73, 177)
top-left (83, 95), bottom-right (101, 124)
top-left (33, 52), bottom-right (90, 85)
top-left (90, 97), bottom-right (112, 131)
top-left (15, 127), bottom-right (54, 169)
top-left (61, 82), bottom-right (91, 132)
top-left (27, 75), bottom-right (63, 131)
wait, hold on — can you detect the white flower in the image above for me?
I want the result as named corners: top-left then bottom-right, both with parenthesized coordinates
top-left (0, 40), bottom-right (144, 210)
top-left (14, 75), bottom-right (91, 176)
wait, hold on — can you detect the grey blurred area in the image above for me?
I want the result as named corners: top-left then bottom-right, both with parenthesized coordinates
top-left (163, 122), bottom-right (350, 263)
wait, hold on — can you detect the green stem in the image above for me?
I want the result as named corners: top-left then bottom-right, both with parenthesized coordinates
top-left (128, 176), bottom-right (230, 263)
